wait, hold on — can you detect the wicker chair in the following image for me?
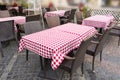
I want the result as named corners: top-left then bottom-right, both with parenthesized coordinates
top-left (26, 14), bottom-right (41, 22)
top-left (9, 9), bottom-right (18, 16)
top-left (0, 5), bottom-right (7, 10)
top-left (76, 12), bottom-right (83, 24)
top-left (23, 21), bottom-right (44, 69)
top-left (46, 16), bottom-right (60, 28)
top-left (0, 10), bottom-right (10, 18)
top-left (23, 21), bottom-right (43, 35)
top-left (86, 10), bottom-right (91, 18)
top-left (109, 24), bottom-right (120, 46)
top-left (60, 10), bottom-right (71, 19)
top-left (59, 37), bottom-right (93, 80)
top-left (61, 9), bottom-right (76, 24)
top-left (18, 6), bottom-right (25, 16)
top-left (0, 20), bottom-right (18, 57)
top-left (86, 23), bottom-right (116, 72)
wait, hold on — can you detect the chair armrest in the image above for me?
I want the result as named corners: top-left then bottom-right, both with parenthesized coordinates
top-left (64, 55), bottom-right (75, 60)
top-left (91, 41), bottom-right (99, 44)
top-left (96, 33), bottom-right (103, 36)
top-left (113, 26), bottom-right (120, 30)
top-left (60, 16), bottom-right (68, 19)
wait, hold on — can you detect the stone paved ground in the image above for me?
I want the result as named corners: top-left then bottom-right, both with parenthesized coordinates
top-left (0, 35), bottom-right (120, 80)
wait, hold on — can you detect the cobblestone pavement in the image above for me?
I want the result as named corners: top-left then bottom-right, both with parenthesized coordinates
top-left (0, 36), bottom-right (120, 80)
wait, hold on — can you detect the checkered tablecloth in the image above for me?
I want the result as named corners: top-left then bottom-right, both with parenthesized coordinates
top-left (44, 10), bottom-right (66, 18)
top-left (82, 15), bottom-right (114, 29)
top-left (19, 23), bottom-right (97, 70)
top-left (19, 29), bottom-right (82, 70)
top-left (0, 16), bottom-right (26, 32)
top-left (0, 16), bottom-right (26, 25)
top-left (52, 23), bottom-right (97, 40)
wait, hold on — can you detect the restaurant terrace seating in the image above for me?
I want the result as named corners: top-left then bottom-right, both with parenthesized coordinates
top-left (59, 37), bottom-right (93, 80)
top-left (86, 23), bottom-right (117, 72)
top-left (86, 10), bottom-right (91, 18)
top-left (61, 9), bottom-right (76, 24)
top-left (46, 15), bottom-right (60, 28)
top-left (76, 12), bottom-right (83, 24)
top-left (18, 6), bottom-right (25, 16)
top-left (26, 14), bottom-right (41, 22)
top-left (9, 9), bottom-right (18, 16)
top-left (109, 24), bottom-right (120, 46)
top-left (0, 10), bottom-right (10, 18)
top-left (60, 10), bottom-right (71, 19)
top-left (0, 20), bottom-right (18, 57)
top-left (0, 5), bottom-right (7, 10)
top-left (0, 1), bottom-right (120, 80)
top-left (23, 21), bottom-right (44, 61)
top-left (23, 21), bottom-right (43, 35)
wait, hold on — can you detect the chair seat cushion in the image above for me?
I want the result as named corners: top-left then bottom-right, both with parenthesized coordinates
top-left (110, 29), bottom-right (120, 36)
top-left (86, 43), bottom-right (97, 56)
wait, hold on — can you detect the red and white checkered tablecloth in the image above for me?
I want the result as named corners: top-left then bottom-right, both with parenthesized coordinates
top-left (0, 16), bottom-right (26, 32)
top-left (0, 16), bottom-right (26, 25)
top-left (52, 23), bottom-right (97, 40)
top-left (19, 23), bottom-right (97, 70)
top-left (19, 29), bottom-right (82, 70)
top-left (44, 10), bottom-right (66, 18)
top-left (82, 15), bottom-right (114, 29)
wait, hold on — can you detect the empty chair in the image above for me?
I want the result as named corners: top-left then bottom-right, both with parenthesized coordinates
top-left (76, 12), bottom-right (83, 24)
top-left (46, 16), bottom-right (60, 28)
top-left (61, 9), bottom-right (76, 24)
top-left (0, 5), bottom-right (7, 10)
top-left (26, 14), bottom-right (41, 22)
top-left (109, 24), bottom-right (120, 46)
top-left (0, 20), bottom-right (18, 57)
top-left (23, 21), bottom-right (43, 35)
top-left (9, 9), bottom-right (18, 16)
top-left (86, 23), bottom-right (116, 72)
top-left (0, 10), bottom-right (10, 18)
top-left (59, 37), bottom-right (93, 80)
top-left (23, 21), bottom-right (44, 70)
top-left (60, 10), bottom-right (71, 19)
top-left (23, 21), bottom-right (43, 61)
top-left (18, 6), bottom-right (25, 16)
top-left (67, 9), bottom-right (76, 22)
top-left (86, 10), bottom-right (91, 18)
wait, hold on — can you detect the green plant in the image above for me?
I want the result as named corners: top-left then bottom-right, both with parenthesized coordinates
top-left (82, 6), bottom-right (88, 18)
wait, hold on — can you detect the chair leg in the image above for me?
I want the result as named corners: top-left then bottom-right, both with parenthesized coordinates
top-left (100, 50), bottom-right (102, 62)
top-left (118, 36), bottom-right (120, 46)
top-left (81, 62), bottom-right (84, 76)
top-left (43, 58), bottom-right (46, 78)
top-left (39, 56), bottom-right (43, 70)
top-left (92, 56), bottom-right (95, 72)
top-left (16, 24), bottom-right (21, 41)
top-left (26, 49), bottom-right (28, 61)
top-left (0, 43), bottom-right (4, 57)
top-left (60, 70), bottom-right (65, 80)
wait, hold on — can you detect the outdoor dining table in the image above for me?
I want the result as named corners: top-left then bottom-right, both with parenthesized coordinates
top-left (82, 15), bottom-right (114, 29)
top-left (19, 23), bottom-right (97, 70)
top-left (0, 16), bottom-right (26, 40)
top-left (0, 16), bottom-right (26, 25)
top-left (44, 10), bottom-right (66, 18)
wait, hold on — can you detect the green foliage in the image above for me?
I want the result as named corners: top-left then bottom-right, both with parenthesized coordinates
top-left (82, 6), bottom-right (88, 18)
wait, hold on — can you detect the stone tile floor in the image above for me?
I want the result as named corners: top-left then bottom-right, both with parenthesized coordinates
top-left (0, 35), bottom-right (120, 80)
